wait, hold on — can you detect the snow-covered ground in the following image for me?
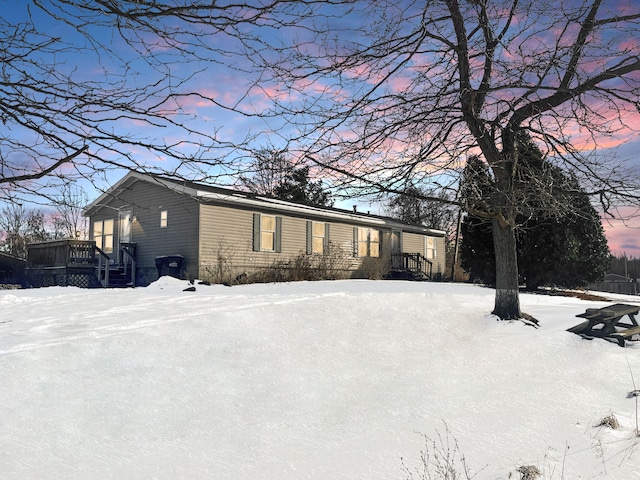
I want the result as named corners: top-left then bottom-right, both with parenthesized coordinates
top-left (2, 279), bottom-right (640, 479)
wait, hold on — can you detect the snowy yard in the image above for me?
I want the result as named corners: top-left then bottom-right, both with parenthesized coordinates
top-left (1, 279), bottom-right (640, 479)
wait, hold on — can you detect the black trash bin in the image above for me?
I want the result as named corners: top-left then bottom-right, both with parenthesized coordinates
top-left (155, 255), bottom-right (184, 279)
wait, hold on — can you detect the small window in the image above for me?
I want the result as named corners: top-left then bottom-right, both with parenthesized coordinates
top-left (425, 236), bottom-right (436, 259)
top-left (93, 219), bottom-right (114, 253)
top-left (160, 210), bottom-right (168, 228)
top-left (355, 227), bottom-right (380, 257)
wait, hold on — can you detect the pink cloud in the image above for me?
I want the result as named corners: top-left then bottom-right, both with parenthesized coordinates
top-left (602, 207), bottom-right (640, 256)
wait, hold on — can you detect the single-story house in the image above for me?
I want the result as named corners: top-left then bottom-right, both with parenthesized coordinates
top-left (81, 172), bottom-right (447, 286)
top-left (589, 273), bottom-right (638, 296)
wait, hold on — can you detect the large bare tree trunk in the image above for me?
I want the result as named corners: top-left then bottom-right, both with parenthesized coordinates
top-left (492, 216), bottom-right (521, 319)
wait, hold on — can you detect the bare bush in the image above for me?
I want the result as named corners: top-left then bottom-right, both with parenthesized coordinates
top-left (358, 253), bottom-right (391, 280)
top-left (402, 424), bottom-right (478, 480)
top-left (253, 243), bottom-right (354, 284)
top-left (517, 465), bottom-right (541, 480)
top-left (315, 242), bottom-right (354, 280)
top-left (595, 413), bottom-right (620, 430)
top-left (201, 239), bottom-right (247, 285)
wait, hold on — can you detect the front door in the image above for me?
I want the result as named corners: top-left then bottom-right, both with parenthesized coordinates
top-left (391, 230), bottom-right (402, 268)
top-left (118, 210), bottom-right (132, 264)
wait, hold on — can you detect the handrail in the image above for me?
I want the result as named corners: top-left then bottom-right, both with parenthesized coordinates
top-left (391, 252), bottom-right (433, 279)
top-left (120, 243), bottom-right (137, 287)
top-left (94, 245), bottom-right (110, 288)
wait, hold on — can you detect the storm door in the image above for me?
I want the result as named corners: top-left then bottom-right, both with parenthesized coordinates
top-left (391, 230), bottom-right (403, 269)
top-left (118, 210), bottom-right (132, 264)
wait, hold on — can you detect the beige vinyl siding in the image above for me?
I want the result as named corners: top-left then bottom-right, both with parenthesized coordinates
top-left (198, 205), bottom-right (382, 280)
top-left (402, 232), bottom-right (424, 254)
top-left (198, 205), bottom-right (310, 279)
top-left (328, 223), bottom-right (357, 256)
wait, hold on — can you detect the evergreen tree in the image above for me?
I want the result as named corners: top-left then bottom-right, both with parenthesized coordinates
top-left (241, 149), bottom-right (333, 207)
top-left (460, 142), bottom-right (610, 290)
top-left (459, 157), bottom-right (496, 284)
top-left (273, 166), bottom-right (333, 207)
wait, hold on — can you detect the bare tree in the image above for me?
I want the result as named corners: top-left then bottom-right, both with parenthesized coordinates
top-left (8, 1), bottom-right (640, 318)
top-left (384, 186), bottom-right (457, 236)
top-left (217, 0), bottom-right (640, 319)
top-left (0, 205), bottom-right (50, 258)
top-left (51, 185), bottom-right (89, 239)
top-left (2, 1), bottom-right (293, 205)
top-left (238, 148), bottom-right (295, 196)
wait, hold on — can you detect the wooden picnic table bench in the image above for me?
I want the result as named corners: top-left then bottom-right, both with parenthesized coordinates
top-left (568, 303), bottom-right (640, 347)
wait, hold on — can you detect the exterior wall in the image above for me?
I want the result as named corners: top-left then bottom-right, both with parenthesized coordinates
top-left (198, 204), bottom-right (312, 280)
top-left (87, 174), bottom-right (448, 285)
top-left (402, 232), bottom-right (424, 254)
top-left (402, 231), bottom-right (447, 278)
top-left (197, 204), bottom-right (395, 282)
top-left (89, 180), bottom-right (200, 284)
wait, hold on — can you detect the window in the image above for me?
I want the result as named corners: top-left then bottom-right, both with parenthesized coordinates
top-left (253, 214), bottom-right (282, 252)
top-left (425, 236), bottom-right (436, 259)
top-left (93, 219), bottom-right (114, 253)
top-left (307, 221), bottom-right (328, 255)
top-left (261, 214), bottom-right (276, 251)
top-left (160, 210), bottom-right (168, 228)
top-left (355, 227), bottom-right (380, 257)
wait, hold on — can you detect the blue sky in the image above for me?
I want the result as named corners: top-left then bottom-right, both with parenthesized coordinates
top-left (2, 0), bottom-right (639, 256)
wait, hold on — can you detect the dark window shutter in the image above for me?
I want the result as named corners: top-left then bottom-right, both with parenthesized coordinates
top-left (323, 223), bottom-right (330, 254)
top-left (306, 221), bottom-right (312, 254)
top-left (252, 214), bottom-right (261, 252)
top-left (353, 227), bottom-right (358, 257)
top-left (275, 216), bottom-right (282, 253)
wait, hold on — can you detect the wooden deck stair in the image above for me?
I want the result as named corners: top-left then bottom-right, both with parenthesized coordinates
top-left (385, 253), bottom-right (433, 281)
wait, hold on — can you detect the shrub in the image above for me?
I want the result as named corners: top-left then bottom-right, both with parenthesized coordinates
top-left (595, 413), bottom-right (620, 430)
top-left (251, 242), bottom-right (353, 283)
top-left (402, 424), bottom-right (478, 480)
top-left (358, 253), bottom-right (391, 280)
top-left (517, 465), bottom-right (541, 480)
top-left (201, 239), bottom-right (241, 285)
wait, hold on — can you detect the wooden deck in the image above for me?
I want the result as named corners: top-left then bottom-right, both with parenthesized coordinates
top-left (26, 239), bottom-right (136, 288)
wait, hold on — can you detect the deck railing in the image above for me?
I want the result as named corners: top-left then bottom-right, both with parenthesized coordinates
top-left (28, 239), bottom-right (95, 267)
top-left (94, 245), bottom-right (110, 288)
top-left (27, 239), bottom-right (138, 288)
top-left (26, 239), bottom-right (135, 288)
top-left (391, 252), bottom-right (433, 279)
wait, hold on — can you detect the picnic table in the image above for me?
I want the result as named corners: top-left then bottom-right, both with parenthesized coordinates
top-left (567, 303), bottom-right (640, 347)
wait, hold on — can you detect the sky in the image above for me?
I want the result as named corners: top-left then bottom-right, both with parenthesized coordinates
top-left (1, 0), bottom-right (639, 257)
top-left (3, 278), bottom-right (640, 479)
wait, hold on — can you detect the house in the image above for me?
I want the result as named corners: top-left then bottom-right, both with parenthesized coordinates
top-left (79, 171), bottom-right (446, 286)
top-left (0, 251), bottom-right (27, 288)
top-left (589, 273), bottom-right (638, 296)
